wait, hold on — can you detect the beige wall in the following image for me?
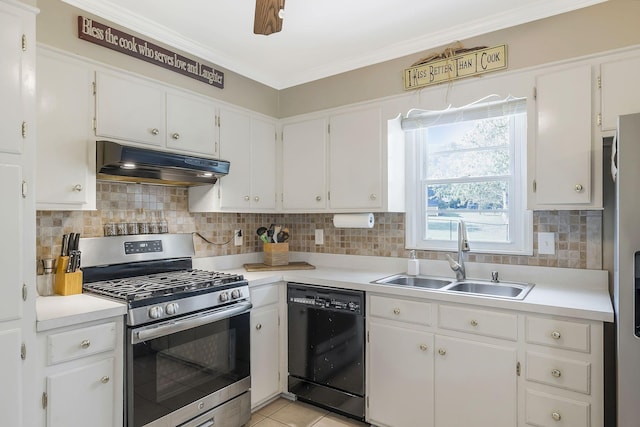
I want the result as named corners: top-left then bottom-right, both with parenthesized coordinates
top-left (36, 0), bottom-right (280, 116)
top-left (278, 0), bottom-right (640, 117)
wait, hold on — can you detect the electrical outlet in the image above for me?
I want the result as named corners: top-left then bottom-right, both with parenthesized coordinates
top-left (234, 229), bottom-right (243, 246)
top-left (538, 232), bottom-right (555, 255)
top-left (315, 229), bottom-right (324, 245)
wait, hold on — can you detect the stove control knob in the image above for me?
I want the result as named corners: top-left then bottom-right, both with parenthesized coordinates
top-left (231, 289), bottom-right (242, 299)
top-left (148, 306), bottom-right (164, 319)
top-left (219, 292), bottom-right (230, 302)
top-left (165, 303), bottom-right (179, 315)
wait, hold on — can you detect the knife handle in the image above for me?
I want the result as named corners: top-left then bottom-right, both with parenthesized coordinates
top-left (61, 234), bottom-right (69, 257)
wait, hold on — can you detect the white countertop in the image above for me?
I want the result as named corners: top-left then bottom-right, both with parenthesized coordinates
top-left (35, 252), bottom-right (614, 331)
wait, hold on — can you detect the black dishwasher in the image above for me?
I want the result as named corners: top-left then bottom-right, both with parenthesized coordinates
top-left (287, 283), bottom-right (365, 420)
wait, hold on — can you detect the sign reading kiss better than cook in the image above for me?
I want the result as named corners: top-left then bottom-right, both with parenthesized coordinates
top-left (77, 16), bottom-right (224, 89)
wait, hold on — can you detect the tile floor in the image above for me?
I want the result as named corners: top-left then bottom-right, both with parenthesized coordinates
top-left (247, 398), bottom-right (369, 427)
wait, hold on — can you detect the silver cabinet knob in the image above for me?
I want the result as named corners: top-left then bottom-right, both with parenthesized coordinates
top-left (369, 193), bottom-right (377, 201)
top-left (574, 184), bottom-right (583, 192)
top-left (172, 132), bottom-right (180, 140)
top-left (419, 344), bottom-right (428, 352)
top-left (551, 412), bottom-right (562, 421)
top-left (254, 196), bottom-right (260, 202)
top-left (151, 128), bottom-right (159, 135)
top-left (551, 330), bottom-right (561, 339)
top-left (393, 308), bottom-right (400, 315)
top-left (100, 376), bottom-right (110, 384)
top-left (438, 348), bottom-right (447, 356)
top-left (255, 323), bottom-right (262, 330)
top-left (316, 195), bottom-right (322, 202)
top-left (72, 184), bottom-right (83, 192)
top-left (244, 196), bottom-right (250, 201)
top-left (470, 319), bottom-right (479, 327)
top-left (551, 369), bottom-right (562, 378)
top-left (80, 340), bottom-right (91, 349)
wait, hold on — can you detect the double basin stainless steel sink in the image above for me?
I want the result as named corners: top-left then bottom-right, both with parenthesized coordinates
top-left (372, 274), bottom-right (534, 300)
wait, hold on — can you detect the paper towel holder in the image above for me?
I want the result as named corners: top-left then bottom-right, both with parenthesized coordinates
top-left (332, 213), bottom-right (375, 229)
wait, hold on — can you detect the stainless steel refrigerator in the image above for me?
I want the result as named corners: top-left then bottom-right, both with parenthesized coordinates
top-left (614, 112), bottom-right (640, 426)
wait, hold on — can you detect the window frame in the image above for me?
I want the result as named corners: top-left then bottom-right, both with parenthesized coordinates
top-left (405, 104), bottom-right (532, 255)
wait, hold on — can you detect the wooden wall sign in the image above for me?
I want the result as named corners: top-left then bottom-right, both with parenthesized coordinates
top-left (404, 45), bottom-right (507, 91)
top-left (78, 16), bottom-right (224, 89)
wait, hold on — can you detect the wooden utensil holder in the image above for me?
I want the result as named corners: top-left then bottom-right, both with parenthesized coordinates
top-left (54, 256), bottom-right (83, 295)
top-left (263, 242), bottom-right (289, 266)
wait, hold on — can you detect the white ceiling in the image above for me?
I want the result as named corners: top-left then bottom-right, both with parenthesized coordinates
top-left (62, 0), bottom-right (605, 89)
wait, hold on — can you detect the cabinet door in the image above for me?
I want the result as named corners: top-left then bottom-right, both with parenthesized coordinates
top-left (282, 118), bottom-right (327, 210)
top-left (329, 108), bottom-right (383, 209)
top-left (0, 7), bottom-right (24, 155)
top-left (601, 56), bottom-right (640, 131)
top-left (250, 304), bottom-right (280, 408)
top-left (434, 335), bottom-right (517, 427)
top-left (219, 108), bottom-right (252, 209)
top-left (166, 91), bottom-right (218, 156)
top-left (36, 50), bottom-right (95, 208)
top-left (0, 164), bottom-right (23, 322)
top-left (250, 118), bottom-right (277, 210)
top-left (368, 320), bottom-right (434, 427)
top-left (531, 65), bottom-right (592, 206)
top-left (95, 71), bottom-right (165, 146)
top-left (47, 357), bottom-right (115, 427)
top-left (0, 328), bottom-right (21, 427)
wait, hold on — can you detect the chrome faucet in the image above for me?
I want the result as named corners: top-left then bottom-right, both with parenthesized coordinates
top-left (446, 220), bottom-right (470, 280)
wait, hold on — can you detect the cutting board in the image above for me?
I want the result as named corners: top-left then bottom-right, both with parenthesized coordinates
top-left (243, 261), bottom-right (316, 272)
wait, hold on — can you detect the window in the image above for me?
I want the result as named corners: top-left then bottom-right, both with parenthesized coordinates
top-left (404, 97), bottom-right (532, 254)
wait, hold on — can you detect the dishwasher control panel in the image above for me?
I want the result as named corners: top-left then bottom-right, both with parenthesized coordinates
top-left (287, 283), bottom-right (363, 314)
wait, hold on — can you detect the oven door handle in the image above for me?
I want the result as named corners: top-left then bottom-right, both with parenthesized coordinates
top-left (132, 302), bottom-right (252, 343)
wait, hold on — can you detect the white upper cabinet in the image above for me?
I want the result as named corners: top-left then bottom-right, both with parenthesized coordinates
top-left (95, 70), bottom-right (165, 147)
top-left (600, 55), bottom-right (640, 132)
top-left (189, 110), bottom-right (277, 212)
top-left (329, 107), bottom-right (383, 210)
top-left (36, 49), bottom-right (96, 210)
top-left (166, 90), bottom-right (218, 157)
top-left (528, 64), bottom-right (600, 209)
top-left (282, 118), bottom-right (328, 211)
top-left (0, 5), bottom-right (25, 155)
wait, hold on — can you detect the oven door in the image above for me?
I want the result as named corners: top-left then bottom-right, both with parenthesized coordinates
top-left (127, 302), bottom-right (251, 427)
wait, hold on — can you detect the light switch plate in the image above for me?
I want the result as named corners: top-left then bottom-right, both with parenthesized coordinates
top-left (538, 232), bottom-right (555, 255)
top-left (315, 229), bottom-right (324, 245)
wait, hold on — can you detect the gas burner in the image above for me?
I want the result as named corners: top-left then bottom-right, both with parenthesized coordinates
top-left (83, 269), bottom-right (245, 303)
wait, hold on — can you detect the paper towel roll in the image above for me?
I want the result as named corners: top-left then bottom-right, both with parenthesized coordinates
top-left (332, 213), bottom-right (375, 229)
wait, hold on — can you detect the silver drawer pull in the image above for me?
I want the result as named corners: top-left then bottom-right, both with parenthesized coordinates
top-left (574, 184), bottom-right (583, 192)
top-left (438, 348), bottom-right (446, 356)
top-left (72, 184), bottom-right (83, 192)
top-left (151, 128), bottom-right (159, 135)
top-left (393, 308), bottom-right (400, 315)
top-left (470, 319), bottom-right (478, 327)
top-left (255, 323), bottom-right (262, 330)
top-left (551, 411), bottom-right (562, 421)
top-left (100, 376), bottom-right (110, 384)
top-left (419, 344), bottom-right (428, 352)
top-left (551, 369), bottom-right (562, 378)
top-left (172, 132), bottom-right (180, 140)
top-left (80, 340), bottom-right (91, 349)
top-left (551, 330), bottom-right (561, 340)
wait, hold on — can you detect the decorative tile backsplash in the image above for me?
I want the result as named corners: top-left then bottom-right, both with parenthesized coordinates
top-left (36, 182), bottom-right (602, 270)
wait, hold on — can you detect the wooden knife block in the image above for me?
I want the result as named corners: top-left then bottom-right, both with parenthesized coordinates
top-left (54, 256), bottom-right (83, 296)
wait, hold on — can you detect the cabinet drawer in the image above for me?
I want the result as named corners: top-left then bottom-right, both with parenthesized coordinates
top-left (525, 389), bottom-right (590, 427)
top-left (369, 295), bottom-right (433, 326)
top-left (47, 322), bottom-right (117, 365)
top-left (526, 316), bottom-right (590, 353)
top-left (526, 352), bottom-right (591, 394)
top-left (251, 284), bottom-right (280, 309)
top-left (439, 305), bottom-right (517, 341)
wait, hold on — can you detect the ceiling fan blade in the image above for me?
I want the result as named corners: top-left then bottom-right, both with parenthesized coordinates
top-left (253, 0), bottom-right (285, 35)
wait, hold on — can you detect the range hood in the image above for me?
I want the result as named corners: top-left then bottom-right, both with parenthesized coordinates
top-left (96, 140), bottom-right (230, 186)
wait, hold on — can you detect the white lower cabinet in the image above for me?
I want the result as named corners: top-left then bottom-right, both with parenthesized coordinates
top-left (39, 317), bottom-right (124, 427)
top-left (250, 284), bottom-right (283, 408)
top-left (366, 296), bottom-right (603, 427)
top-left (368, 320), bottom-right (434, 427)
top-left (434, 335), bottom-right (517, 427)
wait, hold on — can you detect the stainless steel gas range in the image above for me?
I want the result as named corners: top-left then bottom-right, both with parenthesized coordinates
top-left (80, 233), bottom-right (251, 427)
